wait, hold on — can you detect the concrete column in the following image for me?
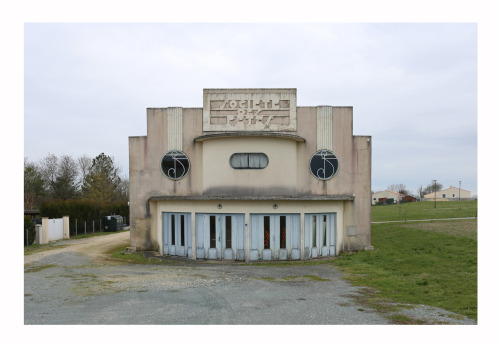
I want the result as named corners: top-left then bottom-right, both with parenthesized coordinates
top-left (35, 224), bottom-right (41, 244)
top-left (41, 217), bottom-right (49, 244)
top-left (63, 216), bottom-right (70, 239)
top-left (300, 212), bottom-right (305, 259)
top-left (191, 212), bottom-right (196, 260)
top-left (244, 212), bottom-right (250, 262)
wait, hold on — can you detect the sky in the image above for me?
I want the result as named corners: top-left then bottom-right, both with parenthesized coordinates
top-left (24, 22), bottom-right (477, 195)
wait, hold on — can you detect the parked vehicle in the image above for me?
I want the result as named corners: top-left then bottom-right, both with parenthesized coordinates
top-left (102, 215), bottom-right (123, 232)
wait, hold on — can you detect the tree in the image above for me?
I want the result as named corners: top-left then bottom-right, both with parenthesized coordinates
top-left (52, 155), bottom-right (79, 200)
top-left (422, 180), bottom-right (443, 196)
top-left (417, 185), bottom-right (425, 199)
top-left (387, 184), bottom-right (410, 196)
top-left (39, 153), bottom-right (59, 198)
top-left (81, 153), bottom-right (124, 203)
top-left (116, 178), bottom-right (129, 202)
top-left (77, 155), bottom-right (92, 190)
top-left (24, 157), bottom-right (46, 209)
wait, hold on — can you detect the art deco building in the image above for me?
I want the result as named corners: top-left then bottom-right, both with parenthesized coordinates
top-left (129, 88), bottom-right (372, 261)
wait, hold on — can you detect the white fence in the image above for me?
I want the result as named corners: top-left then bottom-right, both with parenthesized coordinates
top-left (39, 216), bottom-right (70, 244)
top-left (48, 218), bottom-right (64, 241)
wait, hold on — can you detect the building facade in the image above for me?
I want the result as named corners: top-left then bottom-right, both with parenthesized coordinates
top-left (371, 190), bottom-right (404, 205)
top-left (423, 185), bottom-right (472, 201)
top-left (129, 89), bottom-right (372, 261)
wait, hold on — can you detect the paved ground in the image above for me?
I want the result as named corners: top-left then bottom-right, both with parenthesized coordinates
top-left (24, 232), bottom-right (475, 325)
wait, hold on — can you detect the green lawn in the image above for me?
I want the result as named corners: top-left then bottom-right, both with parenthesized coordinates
top-left (371, 200), bottom-right (477, 222)
top-left (334, 203), bottom-right (477, 321)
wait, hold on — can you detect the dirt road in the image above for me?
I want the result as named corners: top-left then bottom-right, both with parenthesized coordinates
top-left (24, 231), bottom-right (130, 267)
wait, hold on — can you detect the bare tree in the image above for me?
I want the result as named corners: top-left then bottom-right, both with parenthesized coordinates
top-left (417, 185), bottom-right (425, 199)
top-left (422, 181), bottom-right (443, 195)
top-left (77, 155), bottom-right (92, 189)
top-left (117, 178), bottom-right (129, 202)
top-left (387, 184), bottom-right (410, 196)
top-left (39, 153), bottom-right (59, 197)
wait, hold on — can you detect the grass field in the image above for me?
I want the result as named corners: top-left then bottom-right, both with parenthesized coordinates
top-left (371, 200), bottom-right (477, 222)
top-left (334, 200), bottom-right (478, 321)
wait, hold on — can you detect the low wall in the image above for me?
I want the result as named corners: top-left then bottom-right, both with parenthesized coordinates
top-left (40, 216), bottom-right (70, 244)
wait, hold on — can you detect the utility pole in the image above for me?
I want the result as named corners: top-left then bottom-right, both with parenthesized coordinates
top-left (399, 196), bottom-right (402, 220)
top-left (433, 179), bottom-right (437, 208)
top-left (459, 180), bottom-right (461, 202)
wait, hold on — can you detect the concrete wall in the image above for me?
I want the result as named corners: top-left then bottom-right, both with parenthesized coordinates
top-left (129, 107), bottom-right (203, 250)
top-left (129, 93), bottom-right (372, 253)
top-left (201, 136), bottom-right (298, 196)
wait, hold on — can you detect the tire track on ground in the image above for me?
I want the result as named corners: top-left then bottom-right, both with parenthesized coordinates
top-left (24, 231), bottom-right (130, 266)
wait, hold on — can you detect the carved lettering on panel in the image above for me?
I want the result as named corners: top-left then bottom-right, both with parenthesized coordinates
top-left (203, 90), bottom-right (297, 132)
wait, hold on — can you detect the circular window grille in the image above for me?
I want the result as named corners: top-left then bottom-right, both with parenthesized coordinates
top-left (161, 150), bottom-right (190, 180)
top-left (309, 149), bottom-right (339, 180)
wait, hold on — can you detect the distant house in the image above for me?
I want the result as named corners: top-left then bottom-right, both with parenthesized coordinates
top-left (372, 190), bottom-right (404, 205)
top-left (401, 195), bottom-right (417, 203)
top-left (423, 185), bottom-right (472, 201)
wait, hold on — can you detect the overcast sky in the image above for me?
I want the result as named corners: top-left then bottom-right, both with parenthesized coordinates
top-left (24, 23), bottom-right (477, 195)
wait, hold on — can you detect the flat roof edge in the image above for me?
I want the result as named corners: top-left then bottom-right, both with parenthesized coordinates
top-left (204, 88), bottom-right (297, 93)
top-left (194, 132), bottom-right (305, 142)
top-left (149, 195), bottom-right (354, 201)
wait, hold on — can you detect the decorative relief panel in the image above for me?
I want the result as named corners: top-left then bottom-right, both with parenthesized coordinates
top-left (167, 107), bottom-right (183, 151)
top-left (203, 89), bottom-right (297, 132)
top-left (317, 106), bottom-right (333, 151)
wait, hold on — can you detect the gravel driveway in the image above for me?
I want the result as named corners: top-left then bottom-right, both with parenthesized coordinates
top-left (24, 232), bottom-right (475, 325)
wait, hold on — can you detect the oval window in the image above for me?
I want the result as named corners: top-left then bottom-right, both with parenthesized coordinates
top-left (230, 153), bottom-right (268, 169)
top-left (161, 150), bottom-right (190, 180)
top-left (309, 150), bottom-right (339, 180)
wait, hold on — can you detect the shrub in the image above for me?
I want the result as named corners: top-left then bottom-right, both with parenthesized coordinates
top-left (24, 216), bottom-right (36, 246)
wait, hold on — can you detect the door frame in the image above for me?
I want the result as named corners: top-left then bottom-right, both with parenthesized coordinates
top-left (195, 213), bottom-right (245, 260)
top-left (249, 213), bottom-right (300, 260)
top-left (304, 213), bottom-right (336, 258)
top-left (162, 212), bottom-right (191, 256)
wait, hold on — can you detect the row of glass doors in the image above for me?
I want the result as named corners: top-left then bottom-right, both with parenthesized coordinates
top-left (162, 212), bottom-right (336, 260)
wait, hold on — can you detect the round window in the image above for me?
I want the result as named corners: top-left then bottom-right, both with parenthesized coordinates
top-left (161, 150), bottom-right (190, 180)
top-left (309, 150), bottom-right (339, 180)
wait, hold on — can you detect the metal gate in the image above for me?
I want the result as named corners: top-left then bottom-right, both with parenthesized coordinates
top-left (162, 212), bottom-right (192, 257)
top-left (48, 218), bottom-right (64, 241)
top-left (249, 214), bottom-right (300, 260)
top-left (195, 214), bottom-right (245, 260)
top-left (304, 213), bottom-right (336, 258)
